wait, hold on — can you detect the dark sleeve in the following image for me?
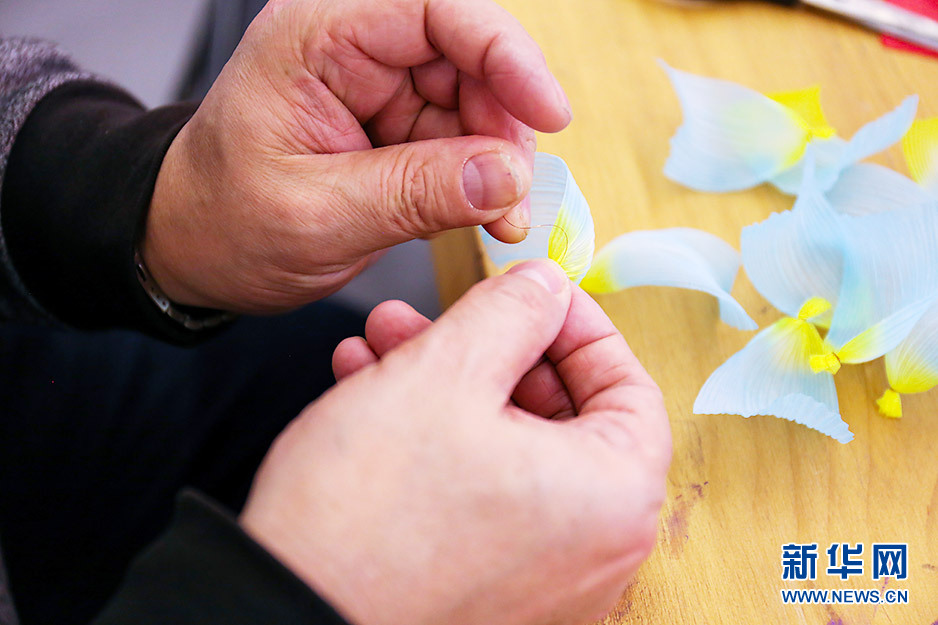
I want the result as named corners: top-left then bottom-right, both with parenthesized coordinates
top-left (1, 79), bottom-right (234, 344)
top-left (0, 37), bottom-right (96, 327)
top-left (0, 37), bottom-right (230, 343)
top-left (92, 490), bottom-right (352, 625)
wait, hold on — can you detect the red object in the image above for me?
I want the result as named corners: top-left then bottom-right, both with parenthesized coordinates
top-left (882, 0), bottom-right (938, 58)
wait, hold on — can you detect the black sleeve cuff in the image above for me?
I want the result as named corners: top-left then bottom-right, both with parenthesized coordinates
top-left (92, 490), bottom-right (351, 625)
top-left (1, 80), bottom-right (228, 344)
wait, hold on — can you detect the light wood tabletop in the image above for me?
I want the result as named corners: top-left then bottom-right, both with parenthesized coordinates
top-left (431, 0), bottom-right (938, 622)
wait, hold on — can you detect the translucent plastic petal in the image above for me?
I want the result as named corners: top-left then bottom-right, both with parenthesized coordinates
top-left (694, 317), bottom-right (853, 443)
top-left (770, 96), bottom-right (918, 194)
top-left (827, 203), bottom-right (938, 362)
top-left (660, 62), bottom-right (809, 192)
top-left (480, 153), bottom-right (595, 284)
top-left (580, 228), bottom-right (756, 330)
top-left (768, 137), bottom-right (844, 194)
top-left (741, 156), bottom-right (846, 321)
top-left (825, 163), bottom-right (934, 215)
top-left (839, 95), bottom-right (918, 165)
top-left (886, 299), bottom-right (938, 396)
top-left (901, 117), bottom-right (938, 194)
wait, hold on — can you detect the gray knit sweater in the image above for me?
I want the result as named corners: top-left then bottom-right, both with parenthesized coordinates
top-left (0, 37), bottom-right (103, 625)
top-left (0, 38), bottom-right (98, 328)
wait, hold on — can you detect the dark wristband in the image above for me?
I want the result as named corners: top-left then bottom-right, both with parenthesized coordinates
top-left (1, 80), bottom-right (229, 344)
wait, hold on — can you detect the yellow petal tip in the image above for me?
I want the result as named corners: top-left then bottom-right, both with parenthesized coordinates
top-left (902, 117), bottom-right (938, 184)
top-left (768, 85), bottom-right (837, 142)
top-left (798, 297), bottom-right (833, 321)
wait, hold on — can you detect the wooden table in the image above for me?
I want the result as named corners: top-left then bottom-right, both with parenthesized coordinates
top-left (431, 1), bottom-right (938, 622)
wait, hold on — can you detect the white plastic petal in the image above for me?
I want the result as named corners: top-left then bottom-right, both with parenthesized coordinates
top-left (770, 96), bottom-right (918, 194)
top-left (694, 317), bottom-right (853, 443)
top-left (741, 153), bottom-right (846, 321)
top-left (580, 228), bottom-right (756, 330)
top-left (769, 137), bottom-right (845, 194)
top-left (660, 62), bottom-right (808, 192)
top-left (841, 95), bottom-right (918, 164)
top-left (886, 299), bottom-right (938, 395)
top-left (480, 153), bottom-right (595, 284)
top-left (827, 203), bottom-right (938, 362)
top-left (825, 163), bottom-right (934, 215)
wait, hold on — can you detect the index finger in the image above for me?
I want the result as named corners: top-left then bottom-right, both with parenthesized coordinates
top-left (426, 0), bottom-right (571, 132)
top-left (333, 0), bottom-right (571, 133)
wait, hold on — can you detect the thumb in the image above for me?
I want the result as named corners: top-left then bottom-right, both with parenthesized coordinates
top-left (314, 136), bottom-right (532, 256)
top-left (398, 259), bottom-right (572, 402)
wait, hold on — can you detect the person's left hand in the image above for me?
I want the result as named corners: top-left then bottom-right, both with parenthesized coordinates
top-left (144, 0), bottom-right (571, 314)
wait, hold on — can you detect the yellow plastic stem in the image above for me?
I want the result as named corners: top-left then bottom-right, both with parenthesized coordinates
top-left (876, 389), bottom-right (903, 419)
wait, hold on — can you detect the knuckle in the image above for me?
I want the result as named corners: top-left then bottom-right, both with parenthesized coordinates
top-left (386, 151), bottom-right (444, 236)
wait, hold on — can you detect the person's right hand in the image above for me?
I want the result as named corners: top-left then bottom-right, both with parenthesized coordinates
top-left (240, 260), bottom-right (671, 625)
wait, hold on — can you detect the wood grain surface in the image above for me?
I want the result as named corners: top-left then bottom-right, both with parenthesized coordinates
top-left (431, 0), bottom-right (938, 622)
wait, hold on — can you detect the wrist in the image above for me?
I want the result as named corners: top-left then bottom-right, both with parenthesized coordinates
top-left (143, 123), bottom-right (222, 309)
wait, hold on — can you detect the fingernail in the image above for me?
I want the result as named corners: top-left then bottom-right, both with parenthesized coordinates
top-left (507, 259), bottom-right (568, 295)
top-left (463, 152), bottom-right (522, 210)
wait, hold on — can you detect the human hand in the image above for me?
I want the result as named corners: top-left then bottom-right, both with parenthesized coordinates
top-left (239, 260), bottom-right (671, 625)
top-left (144, 0), bottom-right (571, 313)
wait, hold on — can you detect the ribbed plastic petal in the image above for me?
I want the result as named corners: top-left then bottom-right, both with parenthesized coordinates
top-left (770, 96), bottom-right (918, 194)
top-left (694, 317), bottom-right (853, 443)
top-left (741, 156), bottom-right (846, 322)
top-left (480, 153), bottom-right (595, 284)
top-left (660, 62), bottom-right (808, 192)
top-left (825, 163), bottom-right (934, 215)
top-left (827, 203), bottom-right (938, 362)
top-left (581, 228), bottom-right (756, 330)
top-left (886, 299), bottom-right (938, 396)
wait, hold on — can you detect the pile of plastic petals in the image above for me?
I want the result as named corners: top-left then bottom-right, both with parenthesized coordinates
top-left (481, 64), bottom-right (938, 444)
top-left (661, 63), bottom-right (938, 443)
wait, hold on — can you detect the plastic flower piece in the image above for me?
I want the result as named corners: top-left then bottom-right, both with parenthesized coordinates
top-left (694, 297), bottom-right (853, 443)
top-left (480, 152), bottom-right (594, 284)
top-left (825, 163), bottom-right (934, 216)
top-left (660, 62), bottom-right (821, 192)
top-left (768, 85), bottom-right (836, 140)
top-left (820, 203), bottom-right (938, 372)
top-left (660, 61), bottom-right (917, 194)
top-left (879, 300), bottom-right (938, 418)
top-left (770, 96), bottom-right (918, 194)
top-left (902, 117), bottom-right (938, 195)
top-left (481, 154), bottom-right (753, 330)
top-left (741, 170), bottom-right (845, 328)
top-left (580, 228), bottom-right (757, 330)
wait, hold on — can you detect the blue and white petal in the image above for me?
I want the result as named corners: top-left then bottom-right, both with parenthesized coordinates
top-left (741, 155), bottom-right (846, 322)
top-left (828, 203), bottom-right (938, 363)
top-left (480, 153), bottom-right (595, 284)
top-left (770, 96), bottom-right (918, 194)
top-left (825, 163), bottom-right (934, 215)
top-left (694, 317), bottom-right (853, 443)
top-left (660, 62), bottom-right (808, 192)
top-left (581, 228), bottom-right (756, 330)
